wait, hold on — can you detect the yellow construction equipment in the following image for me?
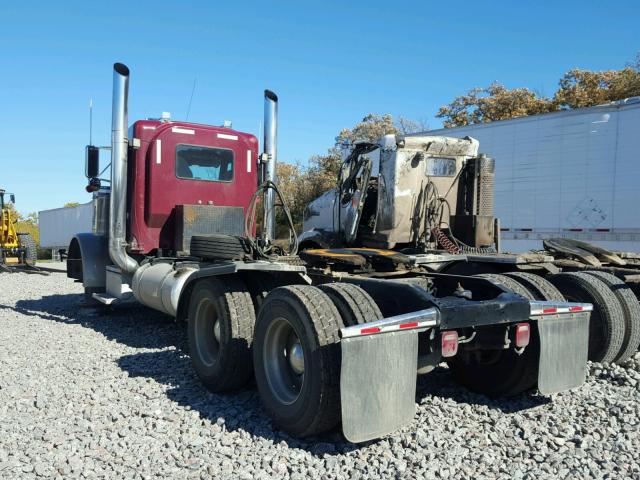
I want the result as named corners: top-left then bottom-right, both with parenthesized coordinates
top-left (1, 188), bottom-right (37, 270)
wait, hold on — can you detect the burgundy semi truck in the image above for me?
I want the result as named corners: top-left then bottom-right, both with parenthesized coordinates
top-left (67, 63), bottom-right (592, 442)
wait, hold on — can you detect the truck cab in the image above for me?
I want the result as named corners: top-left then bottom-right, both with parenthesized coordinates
top-left (126, 119), bottom-right (258, 254)
top-left (68, 118), bottom-right (260, 291)
top-left (300, 134), bottom-right (495, 250)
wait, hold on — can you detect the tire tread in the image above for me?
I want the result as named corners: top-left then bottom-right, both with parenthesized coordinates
top-left (188, 276), bottom-right (255, 392)
top-left (584, 270), bottom-right (640, 363)
top-left (549, 272), bottom-right (625, 363)
top-left (255, 285), bottom-right (343, 437)
top-left (318, 283), bottom-right (383, 327)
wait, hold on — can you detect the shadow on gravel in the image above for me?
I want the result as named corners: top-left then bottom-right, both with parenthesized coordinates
top-left (5, 294), bottom-right (181, 350)
top-left (3, 293), bottom-right (549, 453)
top-left (117, 349), bottom-right (359, 455)
top-left (4, 294), bottom-right (359, 455)
top-left (415, 366), bottom-right (551, 413)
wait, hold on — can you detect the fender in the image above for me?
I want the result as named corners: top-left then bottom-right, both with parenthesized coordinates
top-left (67, 233), bottom-right (110, 292)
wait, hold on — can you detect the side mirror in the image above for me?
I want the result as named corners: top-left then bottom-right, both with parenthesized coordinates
top-left (85, 145), bottom-right (100, 178)
top-left (9, 194), bottom-right (15, 203)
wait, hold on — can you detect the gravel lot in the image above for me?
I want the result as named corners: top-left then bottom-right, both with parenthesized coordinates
top-left (1, 265), bottom-right (639, 479)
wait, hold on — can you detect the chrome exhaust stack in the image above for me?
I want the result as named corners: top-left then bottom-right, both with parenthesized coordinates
top-left (262, 89), bottom-right (278, 243)
top-left (108, 62), bottom-right (138, 274)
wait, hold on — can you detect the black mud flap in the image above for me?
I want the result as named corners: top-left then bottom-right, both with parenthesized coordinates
top-left (340, 330), bottom-right (418, 443)
top-left (537, 311), bottom-right (590, 395)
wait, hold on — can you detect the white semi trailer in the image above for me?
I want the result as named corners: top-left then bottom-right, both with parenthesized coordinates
top-left (419, 98), bottom-right (640, 253)
top-left (39, 202), bottom-right (93, 259)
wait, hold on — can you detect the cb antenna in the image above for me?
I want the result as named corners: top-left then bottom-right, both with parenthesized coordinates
top-left (89, 98), bottom-right (93, 145)
top-left (186, 78), bottom-right (197, 121)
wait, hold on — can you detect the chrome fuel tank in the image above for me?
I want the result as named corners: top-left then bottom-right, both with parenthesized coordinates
top-left (132, 261), bottom-right (197, 317)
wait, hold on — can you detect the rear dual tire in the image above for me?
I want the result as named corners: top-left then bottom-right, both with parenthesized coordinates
top-left (187, 276), bottom-right (255, 392)
top-left (449, 274), bottom-right (541, 397)
top-left (253, 285), bottom-right (344, 437)
top-left (450, 273), bottom-right (565, 397)
top-left (189, 280), bottom-right (379, 437)
top-left (318, 283), bottom-right (383, 327)
top-left (549, 272), bottom-right (625, 364)
top-left (581, 271), bottom-right (640, 363)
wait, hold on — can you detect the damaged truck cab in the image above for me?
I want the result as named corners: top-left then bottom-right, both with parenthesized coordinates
top-left (300, 134), bottom-right (496, 251)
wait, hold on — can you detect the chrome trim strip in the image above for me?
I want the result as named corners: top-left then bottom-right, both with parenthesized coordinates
top-left (529, 300), bottom-right (594, 316)
top-left (340, 308), bottom-right (440, 339)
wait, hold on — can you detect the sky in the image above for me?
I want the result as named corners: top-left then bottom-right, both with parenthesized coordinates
top-left (0, 0), bottom-right (638, 215)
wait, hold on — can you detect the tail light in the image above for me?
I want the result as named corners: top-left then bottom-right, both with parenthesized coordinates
top-left (441, 331), bottom-right (459, 358)
top-left (515, 323), bottom-right (530, 348)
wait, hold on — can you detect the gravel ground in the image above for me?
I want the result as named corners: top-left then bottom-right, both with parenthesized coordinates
top-left (0, 265), bottom-right (639, 479)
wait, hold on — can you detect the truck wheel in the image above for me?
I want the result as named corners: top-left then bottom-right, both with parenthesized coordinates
top-left (503, 272), bottom-right (565, 301)
top-left (549, 272), bottom-right (625, 364)
top-left (583, 271), bottom-right (640, 363)
top-left (449, 274), bottom-right (538, 397)
top-left (190, 234), bottom-right (252, 261)
top-left (17, 233), bottom-right (37, 265)
top-left (253, 285), bottom-right (343, 437)
top-left (498, 273), bottom-right (568, 393)
top-left (477, 273), bottom-right (532, 298)
top-left (318, 283), bottom-right (383, 327)
top-left (187, 276), bottom-right (255, 392)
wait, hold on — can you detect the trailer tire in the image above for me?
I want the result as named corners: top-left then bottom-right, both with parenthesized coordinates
top-left (319, 283), bottom-right (383, 327)
top-left (253, 285), bottom-right (343, 437)
top-left (503, 272), bottom-right (565, 301)
top-left (17, 233), bottom-right (37, 265)
top-left (549, 272), bottom-right (625, 364)
top-left (583, 271), bottom-right (640, 363)
top-left (448, 274), bottom-right (538, 397)
top-left (187, 276), bottom-right (255, 392)
top-left (190, 234), bottom-right (252, 261)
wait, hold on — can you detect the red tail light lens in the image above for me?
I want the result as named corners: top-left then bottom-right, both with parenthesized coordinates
top-left (441, 331), bottom-right (459, 358)
top-left (515, 323), bottom-right (530, 348)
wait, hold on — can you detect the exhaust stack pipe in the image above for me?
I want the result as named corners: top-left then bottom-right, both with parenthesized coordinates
top-left (108, 63), bottom-right (138, 274)
top-left (262, 90), bottom-right (278, 243)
